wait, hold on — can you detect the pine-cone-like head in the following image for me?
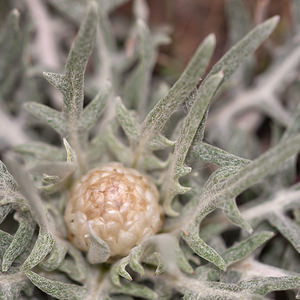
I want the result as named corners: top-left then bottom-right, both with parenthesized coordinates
top-left (64, 162), bottom-right (163, 257)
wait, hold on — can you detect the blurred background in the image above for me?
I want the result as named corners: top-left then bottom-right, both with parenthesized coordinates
top-left (117, 0), bottom-right (292, 77)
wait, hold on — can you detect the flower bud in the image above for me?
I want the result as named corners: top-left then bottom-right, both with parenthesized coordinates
top-left (64, 162), bottom-right (163, 257)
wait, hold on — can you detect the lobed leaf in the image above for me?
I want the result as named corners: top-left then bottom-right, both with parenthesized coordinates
top-left (135, 34), bottom-right (215, 165)
top-left (162, 71), bottom-right (223, 216)
top-left (182, 228), bottom-right (226, 271)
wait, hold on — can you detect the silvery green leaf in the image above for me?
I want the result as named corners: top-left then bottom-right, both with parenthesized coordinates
top-left (222, 198), bottom-right (252, 233)
top-left (0, 230), bottom-right (13, 258)
top-left (24, 102), bottom-right (65, 136)
top-left (218, 134), bottom-right (300, 202)
top-left (22, 231), bottom-right (55, 270)
top-left (129, 245), bottom-right (144, 276)
top-left (63, 2), bottom-right (98, 118)
top-left (208, 16), bottom-right (279, 82)
top-left (141, 153), bottom-right (168, 171)
top-left (189, 142), bottom-right (251, 167)
top-left (15, 142), bottom-right (64, 161)
top-left (43, 72), bottom-right (68, 95)
top-left (175, 241), bottom-right (194, 274)
top-left (87, 134), bottom-right (106, 165)
top-left (0, 204), bottom-right (11, 224)
top-left (123, 19), bottom-right (155, 114)
top-left (0, 160), bottom-right (17, 193)
top-left (226, 0), bottom-right (251, 47)
top-left (239, 276), bottom-right (300, 295)
top-left (111, 257), bottom-right (132, 286)
top-left (267, 212), bottom-right (300, 253)
top-left (222, 231), bottom-right (274, 267)
top-left (87, 224), bottom-right (110, 264)
top-left (148, 134), bottom-right (175, 151)
top-left (116, 97), bottom-right (141, 141)
top-left (162, 71), bottom-right (223, 216)
top-left (111, 281), bottom-right (157, 299)
top-left (182, 227), bottom-right (226, 271)
top-left (105, 125), bottom-right (134, 165)
top-left (58, 244), bottom-right (87, 283)
top-left (79, 80), bottom-right (112, 131)
top-left (4, 155), bottom-right (50, 229)
top-left (30, 161), bottom-right (75, 178)
top-left (182, 135), bottom-right (300, 269)
top-left (25, 270), bottom-right (87, 300)
top-left (2, 212), bottom-right (35, 272)
top-left (138, 34), bottom-right (215, 159)
top-left (40, 242), bottom-right (68, 272)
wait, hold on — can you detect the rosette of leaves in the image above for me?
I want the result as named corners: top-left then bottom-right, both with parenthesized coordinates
top-left (1, 0), bottom-right (300, 299)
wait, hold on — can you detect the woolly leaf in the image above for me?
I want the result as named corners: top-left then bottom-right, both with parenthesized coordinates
top-left (189, 142), bottom-right (251, 167)
top-left (87, 224), bottom-right (110, 264)
top-left (226, 0), bottom-right (252, 46)
top-left (0, 204), bottom-right (11, 224)
top-left (136, 34), bottom-right (215, 163)
top-left (182, 228), bottom-right (226, 271)
top-left (105, 125), bottom-right (134, 165)
top-left (208, 16), bottom-right (279, 82)
top-left (222, 198), bottom-right (253, 233)
top-left (40, 242), bottom-right (68, 272)
top-left (15, 142), bottom-right (64, 162)
top-left (111, 257), bottom-right (132, 286)
top-left (111, 281), bottom-right (157, 299)
top-left (116, 97), bottom-right (141, 141)
top-left (124, 19), bottom-right (155, 113)
top-left (62, 2), bottom-right (98, 117)
top-left (22, 231), bottom-right (55, 270)
top-left (239, 276), bottom-right (300, 295)
top-left (267, 212), bottom-right (300, 253)
top-left (43, 72), bottom-right (68, 95)
top-left (222, 231), bottom-right (274, 267)
top-left (162, 71), bottom-right (223, 216)
top-left (58, 245), bottom-right (87, 283)
top-left (79, 80), bottom-right (112, 131)
top-left (0, 160), bottom-right (17, 194)
top-left (2, 212), bottom-right (35, 272)
top-left (129, 245), bottom-right (144, 276)
top-left (24, 102), bottom-right (65, 136)
top-left (25, 270), bottom-right (87, 300)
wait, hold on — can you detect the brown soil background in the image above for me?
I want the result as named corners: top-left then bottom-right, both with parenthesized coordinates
top-left (118, 0), bottom-right (292, 75)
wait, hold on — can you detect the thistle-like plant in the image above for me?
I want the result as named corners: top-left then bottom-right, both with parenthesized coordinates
top-left (1, 0), bottom-right (300, 299)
